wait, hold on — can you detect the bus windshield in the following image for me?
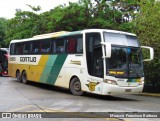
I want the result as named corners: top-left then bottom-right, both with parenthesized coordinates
top-left (104, 32), bottom-right (144, 78)
top-left (106, 47), bottom-right (143, 78)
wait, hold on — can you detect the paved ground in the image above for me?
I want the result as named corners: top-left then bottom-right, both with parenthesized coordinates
top-left (0, 77), bottom-right (159, 121)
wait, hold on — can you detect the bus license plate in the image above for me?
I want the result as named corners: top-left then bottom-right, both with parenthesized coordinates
top-left (125, 89), bottom-right (132, 92)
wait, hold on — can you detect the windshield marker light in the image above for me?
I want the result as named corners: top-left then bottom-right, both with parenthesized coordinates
top-left (104, 79), bottom-right (117, 85)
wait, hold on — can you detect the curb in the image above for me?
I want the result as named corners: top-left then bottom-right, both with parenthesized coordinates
top-left (138, 93), bottom-right (160, 97)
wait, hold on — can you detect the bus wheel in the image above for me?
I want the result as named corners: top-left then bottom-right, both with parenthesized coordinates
top-left (22, 71), bottom-right (27, 84)
top-left (16, 70), bottom-right (21, 82)
top-left (70, 77), bottom-right (83, 96)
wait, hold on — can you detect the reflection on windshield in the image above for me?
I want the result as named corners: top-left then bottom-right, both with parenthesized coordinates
top-left (106, 47), bottom-right (144, 78)
top-left (107, 47), bottom-right (127, 70)
top-left (128, 48), bottom-right (143, 77)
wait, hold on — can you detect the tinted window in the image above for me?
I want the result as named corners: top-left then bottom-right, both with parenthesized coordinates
top-left (30, 41), bottom-right (41, 54)
top-left (15, 43), bottom-right (24, 55)
top-left (67, 35), bottom-right (83, 53)
top-left (23, 42), bottom-right (30, 54)
top-left (10, 43), bottom-right (15, 55)
top-left (40, 39), bottom-right (52, 54)
top-left (86, 33), bottom-right (101, 75)
top-left (10, 35), bottom-right (82, 55)
top-left (104, 32), bottom-right (139, 47)
top-left (53, 38), bottom-right (66, 53)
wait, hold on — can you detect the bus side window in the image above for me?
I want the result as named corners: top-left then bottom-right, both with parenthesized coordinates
top-left (55, 38), bottom-right (65, 53)
top-left (23, 42), bottom-right (30, 54)
top-left (67, 38), bottom-right (76, 53)
top-left (77, 37), bottom-right (83, 53)
top-left (40, 39), bottom-right (51, 54)
top-left (15, 44), bottom-right (19, 55)
top-left (17, 43), bottom-right (24, 55)
top-left (52, 41), bottom-right (56, 53)
top-left (31, 41), bottom-right (40, 54)
top-left (10, 43), bottom-right (15, 55)
top-left (67, 35), bottom-right (83, 53)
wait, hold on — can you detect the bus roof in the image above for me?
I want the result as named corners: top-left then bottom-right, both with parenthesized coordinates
top-left (33, 31), bottom-right (69, 38)
top-left (83, 29), bottom-right (136, 36)
top-left (10, 29), bottom-right (136, 43)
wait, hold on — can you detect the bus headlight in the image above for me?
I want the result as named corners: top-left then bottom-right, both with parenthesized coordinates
top-left (104, 79), bottom-right (117, 85)
top-left (139, 80), bottom-right (144, 85)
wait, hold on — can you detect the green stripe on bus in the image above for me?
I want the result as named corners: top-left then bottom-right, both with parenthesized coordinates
top-left (46, 54), bottom-right (67, 85)
top-left (127, 78), bottom-right (140, 82)
top-left (40, 55), bottom-right (58, 83)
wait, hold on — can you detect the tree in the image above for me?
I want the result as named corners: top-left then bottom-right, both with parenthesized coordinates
top-left (0, 18), bottom-right (6, 41)
top-left (5, 5), bottom-right (42, 45)
top-left (4, 0), bottom-right (137, 46)
top-left (0, 18), bottom-right (7, 47)
top-left (134, 0), bottom-right (160, 87)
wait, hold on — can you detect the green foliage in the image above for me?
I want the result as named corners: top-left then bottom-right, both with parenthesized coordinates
top-left (134, 0), bottom-right (160, 86)
top-left (5, 5), bottom-right (42, 45)
top-left (0, 18), bottom-right (7, 41)
top-left (3, 1), bottom-right (137, 46)
top-left (0, 17), bottom-right (7, 47)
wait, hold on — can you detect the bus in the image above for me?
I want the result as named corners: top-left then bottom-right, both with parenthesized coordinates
top-left (8, 29), bottom-right (154, 96)
top-left (0, 48), bottom-right (9, 76)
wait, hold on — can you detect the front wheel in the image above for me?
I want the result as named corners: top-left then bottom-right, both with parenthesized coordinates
top-left (21, 71), bottom-right (28, 84)
top-left (70, 77), bottom-right (84, 96)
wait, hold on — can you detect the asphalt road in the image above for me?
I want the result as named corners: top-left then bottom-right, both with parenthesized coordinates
top-left (0, 77), bottom-right (159, 121)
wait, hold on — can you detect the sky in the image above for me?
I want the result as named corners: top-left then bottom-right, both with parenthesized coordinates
top-left (0, 0), bottom-right (79, 19)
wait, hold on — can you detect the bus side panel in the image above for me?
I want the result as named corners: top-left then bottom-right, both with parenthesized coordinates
top-left (8, 63), bottom-right (16, 77)
top-left (8, 63), bottom-right (30, 78)
top-left (39, 54), bottom-right (68, 86)
top-left (58, 54), bottom-right (103, 94)
top-left (61, 55), bottom-right (103, 95)
top-left (59, 55), bottom-right (85, 89)
top-left (30, 55), bottom-right (49, 82)
top-left (8, 55), bottom-right (49, 81)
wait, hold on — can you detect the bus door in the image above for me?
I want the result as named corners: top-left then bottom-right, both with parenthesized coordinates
top-left (85, 33), bottom-right (104, 94)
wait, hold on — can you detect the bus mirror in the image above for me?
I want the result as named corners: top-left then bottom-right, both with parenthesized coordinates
top-left (101, 42), bottom-right (111, 58)
top-left (141, 46), bottom-right (154, 61)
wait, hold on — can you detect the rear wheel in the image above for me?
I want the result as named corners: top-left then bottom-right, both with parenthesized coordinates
top-left (70, 77), bottom-right (83, 96)
top-left (21, 71), bottom-right (27, 84)
top-left (16, 70), bottom-right (21, 82)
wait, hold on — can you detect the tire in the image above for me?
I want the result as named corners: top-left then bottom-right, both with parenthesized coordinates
top-left (16, 70), bottom-right (21, 82)
top-left (21, 71), bottom-right (28, 84)
top-left (70, 77), bottom-right (84, 96)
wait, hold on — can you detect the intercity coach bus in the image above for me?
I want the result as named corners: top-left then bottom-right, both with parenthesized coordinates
top-left (8, 29), bottom-right (154, 96)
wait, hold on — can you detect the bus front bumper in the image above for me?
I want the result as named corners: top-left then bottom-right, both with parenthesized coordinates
top-left (101, 83), bottom-right (144, 95)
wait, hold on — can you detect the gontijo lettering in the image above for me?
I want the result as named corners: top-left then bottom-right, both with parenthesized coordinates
top-left (20, 57), bottom-right (36, 62)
